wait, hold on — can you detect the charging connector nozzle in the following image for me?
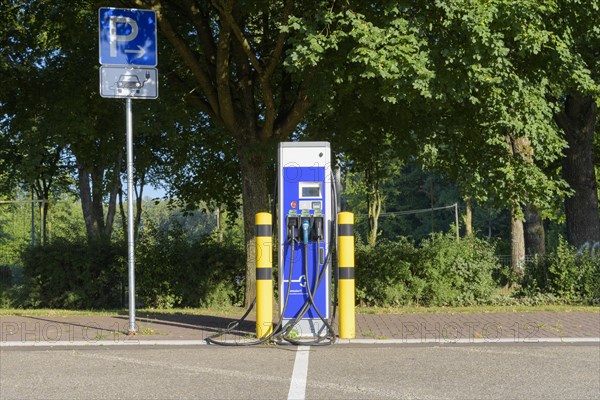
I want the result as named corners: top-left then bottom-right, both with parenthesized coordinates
top-left (302, 219), bottom-right (310, 244)
top-left (315, 218), bottom-right (323, 240)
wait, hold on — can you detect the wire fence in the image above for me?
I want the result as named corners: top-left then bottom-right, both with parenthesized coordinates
top-left (495, 255), bottom-right (538, 270)
top-left (353, 203), bottom-right (460, 242)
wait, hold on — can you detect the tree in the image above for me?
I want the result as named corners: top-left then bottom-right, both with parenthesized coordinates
top-left (302, 4), bottom-right (434, 245)
top-left (326, 2), bottom-right (568, 270)
top-left (548, 0), bottom-right (600, 248)
top-left (0, 2), bottom-right (75, 244)
top-left (126, 0), bottom-right (350, 305)
top-left (305, 93), bottom-right (405, 246)
top-left (486, 0), bottom-right (600, 249)
top-left (1, 1), bottom-right (187, 244)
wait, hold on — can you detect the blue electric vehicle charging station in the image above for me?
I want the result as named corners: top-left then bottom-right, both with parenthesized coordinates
top-left (278, 142), bottom-right (333, 338)
top-left (206, 140), bottom-right (350, 346)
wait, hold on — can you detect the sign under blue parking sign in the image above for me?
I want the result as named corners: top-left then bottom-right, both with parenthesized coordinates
top-left (98, 8), bottom-right (157, 66)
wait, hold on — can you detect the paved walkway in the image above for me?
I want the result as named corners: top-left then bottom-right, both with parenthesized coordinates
top-left (1, 310), bottom-right (598, 346)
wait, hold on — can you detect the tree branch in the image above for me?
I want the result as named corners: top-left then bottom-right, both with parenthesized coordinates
top-left (104, 148), bottom-right (123, 238)
top-left (231, 36), bottom-right (257, 135)
top-left (136, 0), bottom-right (221, 117)
top-left (274, 67), bottom-right (317, 139)
top-left (178, 0), bottom-right (217, 70)
top-left (212, 0), bottom-right (276, 139)
top-left (215, 2), bottom-right (237, 133)
top-left (212, 0), bottom-right (263, 75)
top-left (163, 71), bottom-right (217, 120)
top-left (264, 0), bottom-right (293, 80)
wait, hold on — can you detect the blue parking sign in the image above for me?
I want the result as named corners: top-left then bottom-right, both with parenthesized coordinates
top-left (99, 8), bottom-right (157, 66)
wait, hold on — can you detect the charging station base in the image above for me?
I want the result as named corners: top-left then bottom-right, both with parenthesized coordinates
top-left (282, 319), bottom-right (328, 338)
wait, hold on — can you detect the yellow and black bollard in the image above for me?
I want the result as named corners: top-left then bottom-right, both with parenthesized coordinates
top-left (255, 212), bottom-right (273, 338)
top-left (338, 212), bottom-right (355, 339)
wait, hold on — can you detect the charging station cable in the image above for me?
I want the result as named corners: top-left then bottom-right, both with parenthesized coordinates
top-left (207, 168), bottom-right (340, 347)
top-left (205, 225), bottom-right (296, 346)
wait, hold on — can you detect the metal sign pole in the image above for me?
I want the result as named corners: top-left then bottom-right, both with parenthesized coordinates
top-left (126, 97), bottom-right (136, 334)
top-left (98, 8), bottom-right (157, 334)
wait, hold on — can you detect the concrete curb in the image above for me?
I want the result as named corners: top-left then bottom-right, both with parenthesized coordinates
top-left (2, 337), bottom-right (599, 348)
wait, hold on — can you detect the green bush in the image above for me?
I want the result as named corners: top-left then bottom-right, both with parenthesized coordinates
top-left (135, 222), bottom-right (245, 309)
top-left (579, 255), bottom-right (600, 302)
top-left (1, 265), bottom-right (26, 308)
top-left (521, 237), bottom-right (600, 303)
top-left (418, 234), bottom-right (496, 305)
top-left (18, 223), bottom-right (245, 310)
top-left (355, 234), bottom-right (498, 307)
top-left (355, 238), bottom-right (422, 306)
top-left (22, 239), bottom-right (126, 309)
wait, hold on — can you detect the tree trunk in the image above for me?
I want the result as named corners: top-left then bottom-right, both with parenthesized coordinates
top-left (366, 168), bottom-right (383, 247)
top-left (464, 197), bottom-right (473, 236)
top-left (78, 161), bottom-right (100, 242)
top-left (487, 209), bottom-right (493, 240)
top-left (39, 201), bottom-right (47, 245)
top-left (77, 155), bottom-right (121, 243)
top-left (118, 185), bottom-right (127, 238)
top-left (510, 207), bottom-right (525, 276)
top-left (32, 191), bottom-right (50, 246)
top-left (32, 179), bottom-right (53, 246)
top-left (554, 91), bottom-right (600, 248)
top-left (91, 167), bottom-right (106, 234)
top-left (105, 149), bottom-right (123, 239)
top-left (133, 171), bottom-right (145, 239)
top-left (523, 203), bottom-right (545, 257)
top-left (367, 191), bottom-right (382, 247)
top-left (215, 207), bottom-right (223, 242)
top-left (504, 133), bottom-right (533, 274)
top-left (239, 149), bottom-right (270, 308)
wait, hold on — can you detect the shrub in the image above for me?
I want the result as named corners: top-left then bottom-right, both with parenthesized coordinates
top-left (521, 237), bottom-right (600, 303)
top-left (19, 223), bottom-right (245, 310)
top-left (355, 234), bottom-right (498, 307)
top-left (22, 239), bottom-right (126, 309)
top-left (355, 238), bottom-right (422, 306)
top-left (418, 234), bottom-right (497, 306)
top-left (135, 223), bottom-right (245, 309)
top-left (579, 255), bottom-right (600, 302)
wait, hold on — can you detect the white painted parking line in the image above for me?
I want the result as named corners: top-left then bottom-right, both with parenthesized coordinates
top-left (288, 346), bottom-right (310, 400)
top-left (339, 337), bottom-right (600, 345)
top-left (0, 340), bottom-right (209, 347)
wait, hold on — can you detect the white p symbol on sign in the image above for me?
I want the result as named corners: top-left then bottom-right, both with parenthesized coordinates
top-left (109, 16), bottom-right (138, 57)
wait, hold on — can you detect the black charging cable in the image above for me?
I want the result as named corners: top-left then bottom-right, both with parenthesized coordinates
top-left (207, 168), bottom-right (340, 346)
top-left (205, 225), bottom-right (296, 346)
top-left (280, 220), bottom-right (336, 346)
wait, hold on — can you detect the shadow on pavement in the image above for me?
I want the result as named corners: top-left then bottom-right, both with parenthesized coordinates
top-left (17, 312), bottom-right (254, 339)
top-left (114, 312), bottom-right (255, 336)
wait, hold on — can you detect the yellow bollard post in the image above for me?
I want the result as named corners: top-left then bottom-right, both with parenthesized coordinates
top-left (255, 212), bottom-right (273, 338)
top-left (338, 212), bottom-right (355, 339)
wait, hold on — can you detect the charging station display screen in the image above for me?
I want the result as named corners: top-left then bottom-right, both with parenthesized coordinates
top-left (299, 182), bottom-right (321, 198)
top-left (302, 187), bottom-right (319, 197)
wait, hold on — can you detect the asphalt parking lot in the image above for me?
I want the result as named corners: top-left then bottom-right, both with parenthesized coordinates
top-left (1, 343), bottom-right (599, 399)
